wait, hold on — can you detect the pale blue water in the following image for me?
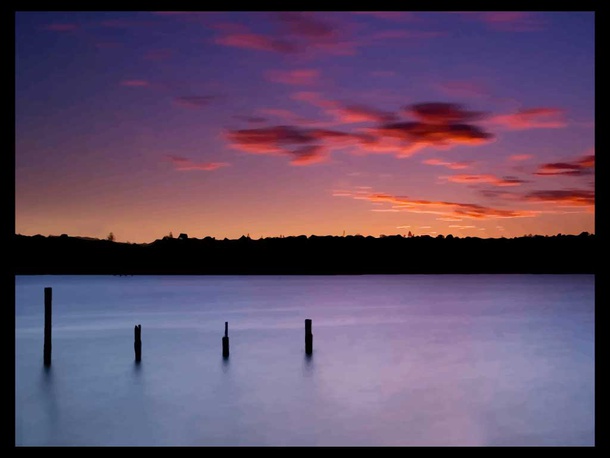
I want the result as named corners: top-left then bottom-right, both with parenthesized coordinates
top-left (15, 275), bottom-right (595, 446)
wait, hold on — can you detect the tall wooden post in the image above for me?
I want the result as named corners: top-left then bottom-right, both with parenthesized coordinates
top-left (305, 318), bottom-right (313, 355)
top-left (222, 321), bottom-right (229, 358)
top-left (134, 324), bottom-right (142, 362)
top-left (43, 287), bottom-right (52, 366)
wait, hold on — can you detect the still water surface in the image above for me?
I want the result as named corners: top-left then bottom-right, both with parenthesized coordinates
top-left (15, 275), bottom-right (594, 446)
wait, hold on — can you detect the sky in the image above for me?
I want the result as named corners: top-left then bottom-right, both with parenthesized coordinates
top-left (15, 11), bottom-right (595, 243)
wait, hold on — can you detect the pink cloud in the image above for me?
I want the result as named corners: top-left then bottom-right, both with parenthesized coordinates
top-left (508, 154), bottom-right (533, 162)
top-left (351, 135), bottom-right (428, 158)
top-left (230, 100), bottom-right (495, 162)
top-left (227, 125), bottom-right (312, 155)
top-left (265, 69), bottom-right (320, 86)
top-left (257, 108), bottom-right (329, 128)
top-left (534, 154), bottom-right (595, 176)
top-left (368, 120), bottom-right (493, 154)
top-left (289, 145), bottom-right (329, 165)
top-left (406, 102), bottom-right (485, 124)
top-left (331, 104), bottom-right (398, 124)
top-left (491, 107), bottom-right (567, 130)
top-left (167, 156), bottom-right (230, 171)
top-left (226, 125), bottom-right (355, 165)
top-left (445, 174), bottom-right (527, 186)
top-left (422, 158), bottom-right (473, 169)
top-left (524, 189), bottom-right (594, 207)
top-left (578, 154), bottom-right (595, 168)
top-left (339, 189), bottom-right (538, 220)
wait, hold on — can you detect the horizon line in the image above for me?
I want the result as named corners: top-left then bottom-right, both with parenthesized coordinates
top-left (15, 231), bottom-right (595, 245)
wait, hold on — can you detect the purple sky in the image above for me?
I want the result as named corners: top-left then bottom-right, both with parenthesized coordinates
top-left (15, 11), bottom-right (595, 242)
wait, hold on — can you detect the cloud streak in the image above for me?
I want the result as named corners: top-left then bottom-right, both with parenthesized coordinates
top-left (508, 154), bottom-right (532, 162)
top-left (338, 189), bottom-right (538, 220)
top-left (445, 174), bottom-right (527, 186)
top-left (491, 107), bottom-right (566, 130)
top-left (523, 189), bottom-right (594, 207)
top-left (167, 156), bottom-right (230, 171)
top-left (331, 104), bottom-right (398, 124)
top-left (534, 154), bottom-right (595, 176)
top-left (422, 158), bottom-right (473, 169)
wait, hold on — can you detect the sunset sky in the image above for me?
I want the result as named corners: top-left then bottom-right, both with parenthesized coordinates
top-left (15, 11), bottom-right (595, 243)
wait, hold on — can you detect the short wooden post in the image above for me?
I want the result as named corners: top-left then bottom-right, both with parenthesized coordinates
top-left (43, 287), bottom-right (52, 366)
top-left (222, 321), bottom-right (230, 358)
top-left (134, 324), bottom-right (142, 362)
top-left (305, 319), bottom-right (313, 355)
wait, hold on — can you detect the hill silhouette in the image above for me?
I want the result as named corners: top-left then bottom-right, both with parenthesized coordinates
top-left (13, 232), bottom-right (595, 275)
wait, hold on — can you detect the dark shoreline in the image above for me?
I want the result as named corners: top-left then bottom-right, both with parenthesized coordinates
top-left (14, 233), bottom-right (596, 275)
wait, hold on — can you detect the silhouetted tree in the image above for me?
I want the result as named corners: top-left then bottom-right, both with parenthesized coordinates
top-left (107, 232), bottom-right (115, 242)
top-left (168, 231), bottom-right (174, 239)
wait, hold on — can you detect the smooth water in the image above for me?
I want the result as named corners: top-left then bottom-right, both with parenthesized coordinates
top-left (15, 275), bottom-right (595, 446)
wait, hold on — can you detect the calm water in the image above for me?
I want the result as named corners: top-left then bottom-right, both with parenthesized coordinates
top-left (15, 275), bottom-right (595, 446)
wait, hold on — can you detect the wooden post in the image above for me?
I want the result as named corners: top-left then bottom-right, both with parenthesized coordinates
top-left (134, 324), bottom-right (142, 362)
top-left (222, 321), bottom-right (229, 358)
top-left (43, 287), bottom-right (52, 366)
top-left (305, 318), bottom-right (313, 355)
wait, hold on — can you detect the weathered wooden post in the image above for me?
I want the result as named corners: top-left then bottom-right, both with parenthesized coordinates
top-left (43, 287), bottom-right (52, 366)
top-left (134, 324), bottom-right (142, 362)
top-left (222, 321), bottom-right (230, 358)
top-left (305, 318), bottom-right (313, 355)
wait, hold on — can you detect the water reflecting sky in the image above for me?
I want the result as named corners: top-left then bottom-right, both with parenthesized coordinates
top-left (16, 275), bottom-right (594, 446)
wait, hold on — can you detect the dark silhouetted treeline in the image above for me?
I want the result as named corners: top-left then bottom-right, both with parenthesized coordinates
top-left (13, 232), bottom-right (596, 274)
